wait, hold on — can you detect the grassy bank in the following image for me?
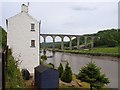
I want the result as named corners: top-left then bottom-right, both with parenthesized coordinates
top-left (48, 46), bottom-right (120, 57)
top-left (6, 49), bottom-right (26, 88)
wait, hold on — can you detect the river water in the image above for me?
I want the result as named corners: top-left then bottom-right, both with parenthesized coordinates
top-left (42, 50), bottom-right (118, 88)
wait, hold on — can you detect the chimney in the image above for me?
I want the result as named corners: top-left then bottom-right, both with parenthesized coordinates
top-left (21, 4), bottom-right (28, 13)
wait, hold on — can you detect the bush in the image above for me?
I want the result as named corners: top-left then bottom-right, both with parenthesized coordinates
top-left (6, 49), bottom-right (26, 88)
top-left (41, 55), bottom-right (47, 61)
top-left (61, 62), bottom-right (72, 83)
top-left (58, 63), bottom-right (63, 78)
top-left (107, 40), bottom-right (117, 47)
top-left (21, 69), bottom-right (30, 80)
top-left (48, 63), bottom-right (54, 68)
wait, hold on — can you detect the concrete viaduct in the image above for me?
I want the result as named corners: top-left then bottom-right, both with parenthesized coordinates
top-left (40, 34), bottom-right (94, 50)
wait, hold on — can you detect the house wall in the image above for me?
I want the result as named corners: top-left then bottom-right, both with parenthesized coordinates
top-left (7, 12), bottom-right (40, 73)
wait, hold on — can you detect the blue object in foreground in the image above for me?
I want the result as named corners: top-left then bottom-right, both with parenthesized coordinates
top-left (34, 64), bottom-right (59, 89)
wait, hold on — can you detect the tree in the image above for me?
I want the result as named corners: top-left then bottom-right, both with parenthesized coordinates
top-left (78, 62), bottom-right (110, 90)
top-left (94, 29), bottom-right (118, 47)
top-left (58, 63), bottom-right (63, 78)
top-left (61, 62), bottom-right (72, 83)
top-left (0, 26), bottom-right (7, 49)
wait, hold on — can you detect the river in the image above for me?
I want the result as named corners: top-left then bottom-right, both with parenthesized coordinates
top-left (42, 50), bottom-right (118, 88)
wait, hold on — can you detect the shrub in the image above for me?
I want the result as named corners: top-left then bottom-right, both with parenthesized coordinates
top-left (61, 62), bottom-right (72, 83)
top-left (21, 69), bottom-right (30, 80)
top-left (48, 63), bottom-right (54, 68)
top-left (41, 55), bottom-right (47, 61)
top-left (58, 63), bottom-right (63, 78)
top-left (6, 49), bottom-right (26, 88)
top-left (78, 62), bottom-right (110, 90)
top-left (107, 40), bottom-right (117, 47)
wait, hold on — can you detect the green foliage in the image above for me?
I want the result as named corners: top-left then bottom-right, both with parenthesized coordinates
top-left (41, 28), bottom-right (119, 49)
top-left (94, 29), bottom-right (118, 47)
top-left (58, 63), bottom-right (63, 78)
top-left (61, 62), bottom-right (72, 83)
top-left (0, 26), bottom-right (7, 49)
top-left (41, 55), bottom-right (47, 61)
top-left (78, 62), bottom-right (110, 90)
top-left (6, 49), bottom-right (26, 88)
top-left (41, 42), bottom-right (62, 49)
top-left (47, 63), bottom-right (54, 68)
top-left (57, 46), bottom-right (119, 57)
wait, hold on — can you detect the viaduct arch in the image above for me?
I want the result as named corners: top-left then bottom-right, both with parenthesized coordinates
top-left (40, 34), bottom-right (94, 50)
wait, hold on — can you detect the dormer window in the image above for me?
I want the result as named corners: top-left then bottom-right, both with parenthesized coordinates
top-left (31, 23), bottom-right (35, 31)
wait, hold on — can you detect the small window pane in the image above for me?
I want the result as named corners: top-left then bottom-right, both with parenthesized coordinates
top-left (31, 24), bottom-right (35, 31)
top-left (31, 40), bottom-right (35, 47)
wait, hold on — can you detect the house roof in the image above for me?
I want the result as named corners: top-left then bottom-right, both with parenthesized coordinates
top-left (7, 12), bottom-right (40, 23)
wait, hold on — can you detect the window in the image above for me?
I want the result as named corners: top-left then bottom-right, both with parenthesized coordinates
top-left (31, 40), bottom-right (35, 47)
top-left (31, 23), bottom-right (35, 31)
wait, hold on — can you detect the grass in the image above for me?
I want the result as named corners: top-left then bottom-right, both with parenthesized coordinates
top-left (59, 74), bottom-right (90, 89)
top-left (6, 49), bottom-right (26, 88)
top-left (59, 74), bottom-right (109, 90)
top-left (55, 46), bottom-right (120, 57)
top-left (87, 46), bottom-right (118, 54)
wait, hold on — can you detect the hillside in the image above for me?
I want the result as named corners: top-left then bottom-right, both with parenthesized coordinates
top-left (41, 28), bottom-right (119, 49)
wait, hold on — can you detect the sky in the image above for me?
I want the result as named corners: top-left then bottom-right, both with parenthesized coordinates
top-left (1, 0), bottom-right (119, 42)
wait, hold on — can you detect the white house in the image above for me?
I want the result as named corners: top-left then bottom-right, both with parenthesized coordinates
top-left (7, 4), bottom-right (40, 73)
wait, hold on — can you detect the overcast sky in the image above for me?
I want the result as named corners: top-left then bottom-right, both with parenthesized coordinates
top-left (1, 1), bottom-right (119, 42)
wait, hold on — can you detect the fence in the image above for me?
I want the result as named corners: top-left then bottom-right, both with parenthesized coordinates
top-left (2, 46), bottom-right (8, 89)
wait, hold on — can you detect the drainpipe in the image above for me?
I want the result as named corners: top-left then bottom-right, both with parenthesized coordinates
top-left (39, 20), bottom-right (41, 65)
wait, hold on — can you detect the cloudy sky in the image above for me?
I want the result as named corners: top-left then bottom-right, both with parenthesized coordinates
top-left (1, 1), bottom-right (119, 42)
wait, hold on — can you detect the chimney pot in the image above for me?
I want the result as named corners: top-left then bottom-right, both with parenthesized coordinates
top-left (21, 4), bottom-right (28, 13)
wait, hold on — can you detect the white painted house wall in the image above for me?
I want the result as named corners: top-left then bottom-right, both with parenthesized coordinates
top-left (7, 4), bottom-right (40, 73)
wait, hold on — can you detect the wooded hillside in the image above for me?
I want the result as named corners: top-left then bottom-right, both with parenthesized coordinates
top-left (41, 28), bottom-right (119, 49)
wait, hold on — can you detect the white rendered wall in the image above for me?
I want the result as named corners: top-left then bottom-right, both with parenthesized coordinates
top-left (7, 12), bottom-right (40, 73)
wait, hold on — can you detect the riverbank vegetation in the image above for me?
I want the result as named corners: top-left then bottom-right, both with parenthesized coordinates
top-left (55, 46), bottom-right (119, 57)
top-left (41, 28), bottom-right (119, 57)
